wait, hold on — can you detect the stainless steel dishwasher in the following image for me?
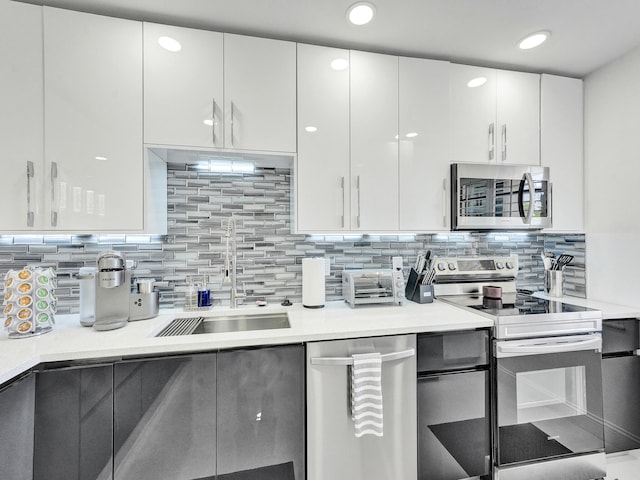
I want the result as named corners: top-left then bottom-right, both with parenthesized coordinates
top-left (306, 334), bottom-right (417, 480)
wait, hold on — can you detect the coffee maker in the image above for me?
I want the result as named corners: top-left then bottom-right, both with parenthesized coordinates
top-left (79, 251), bottom-right (130, 331)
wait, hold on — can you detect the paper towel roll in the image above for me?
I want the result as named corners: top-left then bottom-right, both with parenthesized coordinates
top-left (302, 258), bottom-right (325, 308)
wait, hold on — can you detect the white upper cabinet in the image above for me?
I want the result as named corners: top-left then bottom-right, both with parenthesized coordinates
top-left (350, 50), bottom-right (399, 231)
top-left (296, 44), bottom-right (350, 232)
top-left (399, 57), bottom-right (451, 231)
top-left (144, 23), bottom-right (223, 148)
top-left (451, 64), bottom-right (540, 165)
top-left (224, 34), bottom-right (296, 153)
top-left (44, 7), bottom-right (144, 231)
top-left (541, 74), bottom-right (584, 232)
top-left (0, 0), bottom-right (44, 232)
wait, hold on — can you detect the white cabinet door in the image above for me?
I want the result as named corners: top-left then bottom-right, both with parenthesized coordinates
top-left (399, 57), bottom-right (451, 231)
top-left (296, 44), bottom-right (350, 232)
top-left (450, 65), bottom-right (497, 163)
top-left (144, 23), bottom-right (223, 149)
top-left (496, 70), bottom-right (540, 165)
top-left (541, 74), bottom-right (584, 232)
top-left (44, 7), bottom-right (144, 231)
top-left (224, 34), bottom-right (296, 153)
top-left (451, 64), bottom-right (540, 165)
top-left (0, 0), bottom-right (44, 232)
top-left (350, 51), bottom-right (399, 231)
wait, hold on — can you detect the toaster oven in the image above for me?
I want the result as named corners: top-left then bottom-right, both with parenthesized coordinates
top-left (342, 269), bottom-right (404, 307)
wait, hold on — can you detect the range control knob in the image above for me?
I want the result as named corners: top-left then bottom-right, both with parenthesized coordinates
top-left (395, 280), bottom-right (404, 288)
top-left (448, 263), bottom-right (457, 271)
top-left (437, 262), bottom-right (446, 271)
top-left (496, 262), bottom-right (504, 269)
top-left (505, 261), bottom-right (514, 269)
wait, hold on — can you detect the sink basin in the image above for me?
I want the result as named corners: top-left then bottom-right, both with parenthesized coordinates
top-left (156, 312), bottom-right (290, 337)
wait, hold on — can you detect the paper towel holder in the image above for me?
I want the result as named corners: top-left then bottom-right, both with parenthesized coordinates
top-left (302, 257), bottom-right (326, 308)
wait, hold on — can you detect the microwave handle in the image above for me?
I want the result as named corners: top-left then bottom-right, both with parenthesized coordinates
top-left (518, 172), bottom-right (534, 224)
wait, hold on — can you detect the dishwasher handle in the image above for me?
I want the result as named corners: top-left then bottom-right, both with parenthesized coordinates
top-left (310, 348), bottom-right (415, 366)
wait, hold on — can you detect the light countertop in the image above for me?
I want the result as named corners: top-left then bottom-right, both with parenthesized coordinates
top-left (0, 299), bottom-right (492, 385)
top-left (3, 294), bottom-right (638, 386)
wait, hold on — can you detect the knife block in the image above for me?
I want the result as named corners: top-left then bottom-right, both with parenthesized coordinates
top-left (405, 268), bottom-right (434, 304)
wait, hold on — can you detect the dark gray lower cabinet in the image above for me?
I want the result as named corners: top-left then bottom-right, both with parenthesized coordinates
top-left (113, 354), bottom-right (217, 480)
top-left (417, 330), bottom-right (491, 480)
top-left (217, 344), bottom-right (305, 480)
top-left (0, 374), bottom-right (35, 480)
top-left (34, 364), bottom-right (113, 480)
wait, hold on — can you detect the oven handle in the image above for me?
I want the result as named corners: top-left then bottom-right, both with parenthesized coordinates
top-left (495, 336), bottom-right (602, 358)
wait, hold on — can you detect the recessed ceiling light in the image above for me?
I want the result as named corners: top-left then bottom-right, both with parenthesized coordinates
top-left (331, 58), bottom-right (349, 71)
top-left (467, 77), bottom-right (487, 88)
top-left (518, 30), bottom-right (550, 50)
top-left (203, 119), bottom-right (214, 126)
top-left (305, 126), bottom-right (318, 133)
top-left (158, 36), bottom-right (181, 52)
top-left (405, 132), bottom-right (419, 138)
top-left (347, 2), bottom-right (376, 26)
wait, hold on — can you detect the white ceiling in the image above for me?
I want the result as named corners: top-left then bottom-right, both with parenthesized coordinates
top-left (21, 0), bottom-right (640, 77)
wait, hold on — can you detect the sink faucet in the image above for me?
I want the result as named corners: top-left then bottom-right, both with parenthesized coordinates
top-left (223, 216), bottom-right (244, 308)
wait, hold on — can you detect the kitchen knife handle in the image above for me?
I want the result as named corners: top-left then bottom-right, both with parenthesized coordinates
top-left (26, 161), bottom-right (35, 227)
top-left (501, 124), bottom-right (507, 162)
top-left (50, 161), bottom-right (58, 227)
top-left (340, 176), bottom-right (345, 228)
top-left (488, 123), bottom-right (495, 161)
top-left (356, 175), bottom-right (361, 228)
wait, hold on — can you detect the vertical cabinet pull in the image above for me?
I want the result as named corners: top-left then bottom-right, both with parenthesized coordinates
top-left (26, 161), bottom-right (35, 227)
top-left (442, 178), bottom-right (447, 228)
top-left (340, 176), bottom-right (346, 229)
top-left (212, 98), bottom-right (217, 146)
top-left (501, 124), bottom-right (507, 162)
top-left (50, 162), bottom-right (58, 227)
top-left (356, 175), bottom-right (361, 228)
top-left (230, 101), bottom-right (235, 148)
top-left (488, 123), bottom-right (495, 161)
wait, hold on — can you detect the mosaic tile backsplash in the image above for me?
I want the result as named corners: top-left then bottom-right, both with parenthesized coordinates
top-left (0, 163), bottom-right (586, 314)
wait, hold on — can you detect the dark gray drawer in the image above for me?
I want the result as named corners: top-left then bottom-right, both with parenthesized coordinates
top-left (417, 330), bottom-right (489, 373)
top-left (602, 319), bottom-right (640, 354)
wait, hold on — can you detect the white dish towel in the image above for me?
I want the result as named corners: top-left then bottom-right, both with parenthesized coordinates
top-left (350, 352), bottom-right (383, 437)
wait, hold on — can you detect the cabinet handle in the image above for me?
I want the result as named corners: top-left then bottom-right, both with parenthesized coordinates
top-left (230, 101), bottom-right (235, 148)
top-left (488, 123), bottom-right (495, 161)
top-left (26, 161), bottom-right (35, 227)
top-left (212, 98), bottom-right (217, 146)
top-left (356, 175), bottom-right (361, 228)
top-left (341, 176), bottom-right (346, 229)
top-left (442, 178), bottom-right (447, 228)
top-left (50, 162), bottom-right (58, 227)
top-left (310, 348), bottom-right (415, 366)
top-left (501, 124), bottom-right (507, 162)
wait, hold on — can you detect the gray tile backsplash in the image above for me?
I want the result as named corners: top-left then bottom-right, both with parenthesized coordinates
top-left (0, 163), bottom-right (586, 314)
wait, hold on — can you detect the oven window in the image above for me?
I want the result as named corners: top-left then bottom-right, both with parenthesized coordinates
top-left (516, 366), bottom-right (587, 424)
top-left (496, 348), bottom-right (604, 466)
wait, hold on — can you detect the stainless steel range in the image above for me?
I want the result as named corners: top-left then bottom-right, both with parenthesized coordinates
top-left (433, 255), bottom-right (606, 480)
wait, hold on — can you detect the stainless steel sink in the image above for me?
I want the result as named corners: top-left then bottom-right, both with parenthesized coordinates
top-left (156, 312), bottom-right (290, 337)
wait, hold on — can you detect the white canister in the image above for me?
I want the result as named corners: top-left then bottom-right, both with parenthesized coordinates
top-left (302, 258), bottom-right (326, 308)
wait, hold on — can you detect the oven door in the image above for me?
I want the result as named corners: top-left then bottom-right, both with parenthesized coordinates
top-left (494, 334), bottom-right (604, 468)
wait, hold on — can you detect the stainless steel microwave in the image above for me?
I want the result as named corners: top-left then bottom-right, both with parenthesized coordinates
top-left (451, 163), bottom-right (551, 230)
